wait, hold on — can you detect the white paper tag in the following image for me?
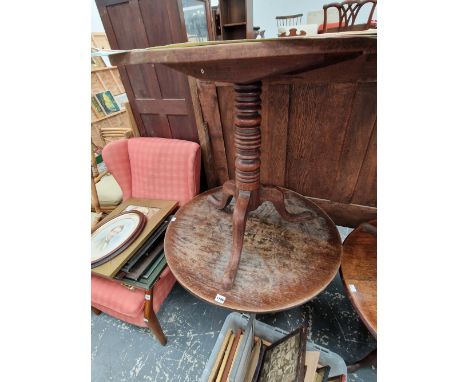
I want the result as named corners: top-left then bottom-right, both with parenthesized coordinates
top-left (215, 294), bottom-right (226, 304)
top-left (145, 294), bottom-right (151, 300)
top-left (349, 284), bottom-right (357, 293)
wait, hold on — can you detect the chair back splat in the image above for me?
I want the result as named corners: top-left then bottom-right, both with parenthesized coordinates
top-left (322, 0), bottom-right (377, 33)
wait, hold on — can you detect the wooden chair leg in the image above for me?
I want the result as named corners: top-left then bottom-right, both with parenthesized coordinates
top-left (144, 290), bottom-right (167, 346)
top-left (222, 190), bottom-right (250, 291)
top-left (260, 185), bottom-right (313, 222)
top-left (91, 306), bottom-right (102, 315)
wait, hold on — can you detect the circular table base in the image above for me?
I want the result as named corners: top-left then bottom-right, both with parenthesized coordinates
top-left (165, 187), bottom-right (342, 313)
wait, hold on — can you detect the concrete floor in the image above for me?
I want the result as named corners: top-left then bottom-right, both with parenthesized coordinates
top-left (92, 227), bottom-right (377, 381)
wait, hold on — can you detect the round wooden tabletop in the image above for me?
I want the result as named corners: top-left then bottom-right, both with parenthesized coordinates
top-left (164, 187), bottom-right (342, 314)
top-left (340, 220), bottom-right (377, 337)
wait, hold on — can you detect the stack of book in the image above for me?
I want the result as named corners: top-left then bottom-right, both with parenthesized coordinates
top-left (207, 322), bottom-right (346, 382)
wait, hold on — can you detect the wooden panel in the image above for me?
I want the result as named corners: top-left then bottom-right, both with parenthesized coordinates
top-left (134, 99), bottom-right (188, 115)
top-left (216, 85), bottom-right (236, 179)
top-left (196, 76), bottom-right (377, 227)
top-left (167, 115), bottom-right (198, 142)
top-left (308, 197), bottom-right (376, 228)
top-left (286, 82), bottom-right (358, 197)
top-left (140, 114), bottom-right (172, 138)
top-left (331, 82), bottom-right (377, 203)
top-left (196, 81), bottom-right (229, 183)
top-left (260, 82), bottom-right (289, 186)
top-left (188, 77), bottom-right (217, 188)
top-left (351, 122), bottom-right (377, 206)
top-left (96, 0), bottom-right (199, 142)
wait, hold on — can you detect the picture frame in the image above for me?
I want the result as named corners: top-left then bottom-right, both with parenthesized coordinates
top-left (91, 95), bottom-right (106, 119)
top-left (91, 211), bottom-right (147, 268)
top-left (95, 90), bottom-right (121, 115)
top-left (255, 326), bottom-right (307, 382)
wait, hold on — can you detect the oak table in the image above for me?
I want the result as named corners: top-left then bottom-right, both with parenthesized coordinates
top-left (110, 30), bottom-right (377, 290)
top-left (165, 187), bottom-right (342, 313)
top-left (340, 219), bottom-right (377, 370)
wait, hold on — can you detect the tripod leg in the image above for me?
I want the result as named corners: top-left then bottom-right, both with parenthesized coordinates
top-left (207, 180), bottom-right (236, 209)
top-left (222, 190), bottom-right (250, 290)
top-left (260, 186), bottom-right (313, 222)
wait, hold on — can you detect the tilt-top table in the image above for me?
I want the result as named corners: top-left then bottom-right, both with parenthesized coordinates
top-left (340, 219), bottom-right (377, 371)
top-left (110, 31), bottom-right (377, 293)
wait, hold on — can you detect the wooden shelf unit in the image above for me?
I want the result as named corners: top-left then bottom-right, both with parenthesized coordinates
top-left (219, 0), bottom-right (253, 40)
top-left (91, 33), bottom-right (132, 148)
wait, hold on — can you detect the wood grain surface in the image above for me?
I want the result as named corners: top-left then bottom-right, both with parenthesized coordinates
top-left (192, 52), bottom-right (376, 227)
top-left (340, 219), bottom-right (377, 337)
top-left (110, 33), bottom-right (377, 84)
top-left (164, 187), bottom-right (342, 313)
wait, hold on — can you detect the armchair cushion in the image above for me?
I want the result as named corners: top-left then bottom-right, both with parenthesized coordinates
top-left (91, 267), bottom-right (176, 327)
top-left (96, 173), bottom-right (123, 206)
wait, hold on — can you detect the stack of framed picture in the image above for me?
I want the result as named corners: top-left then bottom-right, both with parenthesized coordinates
top-left (91, 32), bottom-right (135, 148)
top-left (203, 313), bottom-right (347, 382)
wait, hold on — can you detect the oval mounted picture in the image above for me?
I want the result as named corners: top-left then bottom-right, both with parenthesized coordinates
top-left (91, 211), bottom-right (146, 268)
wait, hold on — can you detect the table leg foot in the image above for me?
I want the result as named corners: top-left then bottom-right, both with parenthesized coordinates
top-left (222, 190), bottom-right (250, 290)
top-left (207, 180), bottom-right (236, 209)
top-left (260, 185), bottom-right (313, 222)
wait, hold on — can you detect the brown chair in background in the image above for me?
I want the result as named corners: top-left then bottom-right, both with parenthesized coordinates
top-left (322, 0), bottom-right (377, 33)
top-left (276, 14), bottom-right (303, 27)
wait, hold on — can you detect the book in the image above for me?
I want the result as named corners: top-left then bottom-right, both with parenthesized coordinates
top-left (221, 329), bottom-right (242, 382)
top-left (304, 351), bottom-right (320, 382)
top-left (95, 90), bottom-right (121, 114)
top-left (251, 343), bottom-right (267, 382)
top-left (227, 332), bottom-right (244, 380)
top-left (216, 333), bottom-right (236, 382)
top-left (245, 338), bottom-right (262, 382)
top-left (209, 330), bottom-right (233, 382)
top-left (91, 95), bottom-right (106, 118)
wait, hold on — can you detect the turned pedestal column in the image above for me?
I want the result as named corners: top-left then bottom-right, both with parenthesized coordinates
top-left (208, 82), bottom-right (313, 290)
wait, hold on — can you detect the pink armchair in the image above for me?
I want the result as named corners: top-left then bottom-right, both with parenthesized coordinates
top-left (91, 137), bottom-right (201, 344)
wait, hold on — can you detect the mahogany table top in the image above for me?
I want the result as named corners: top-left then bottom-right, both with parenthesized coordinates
top-left (109, 30), bottom-right (377, 83)
top-left (340, 220), bottom-right (377, 337)
top-left (164, 187), bottom-right (342, 313)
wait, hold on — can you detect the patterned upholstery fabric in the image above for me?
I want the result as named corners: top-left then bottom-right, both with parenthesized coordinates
top-left (92, 268), bottom-right (176, 327)
top-left (93, 137), bottom-right (201, 328)
top-left (102, 137), bottom-right (201, 206)
top-left (102, 139), bottom-right (132, 201)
